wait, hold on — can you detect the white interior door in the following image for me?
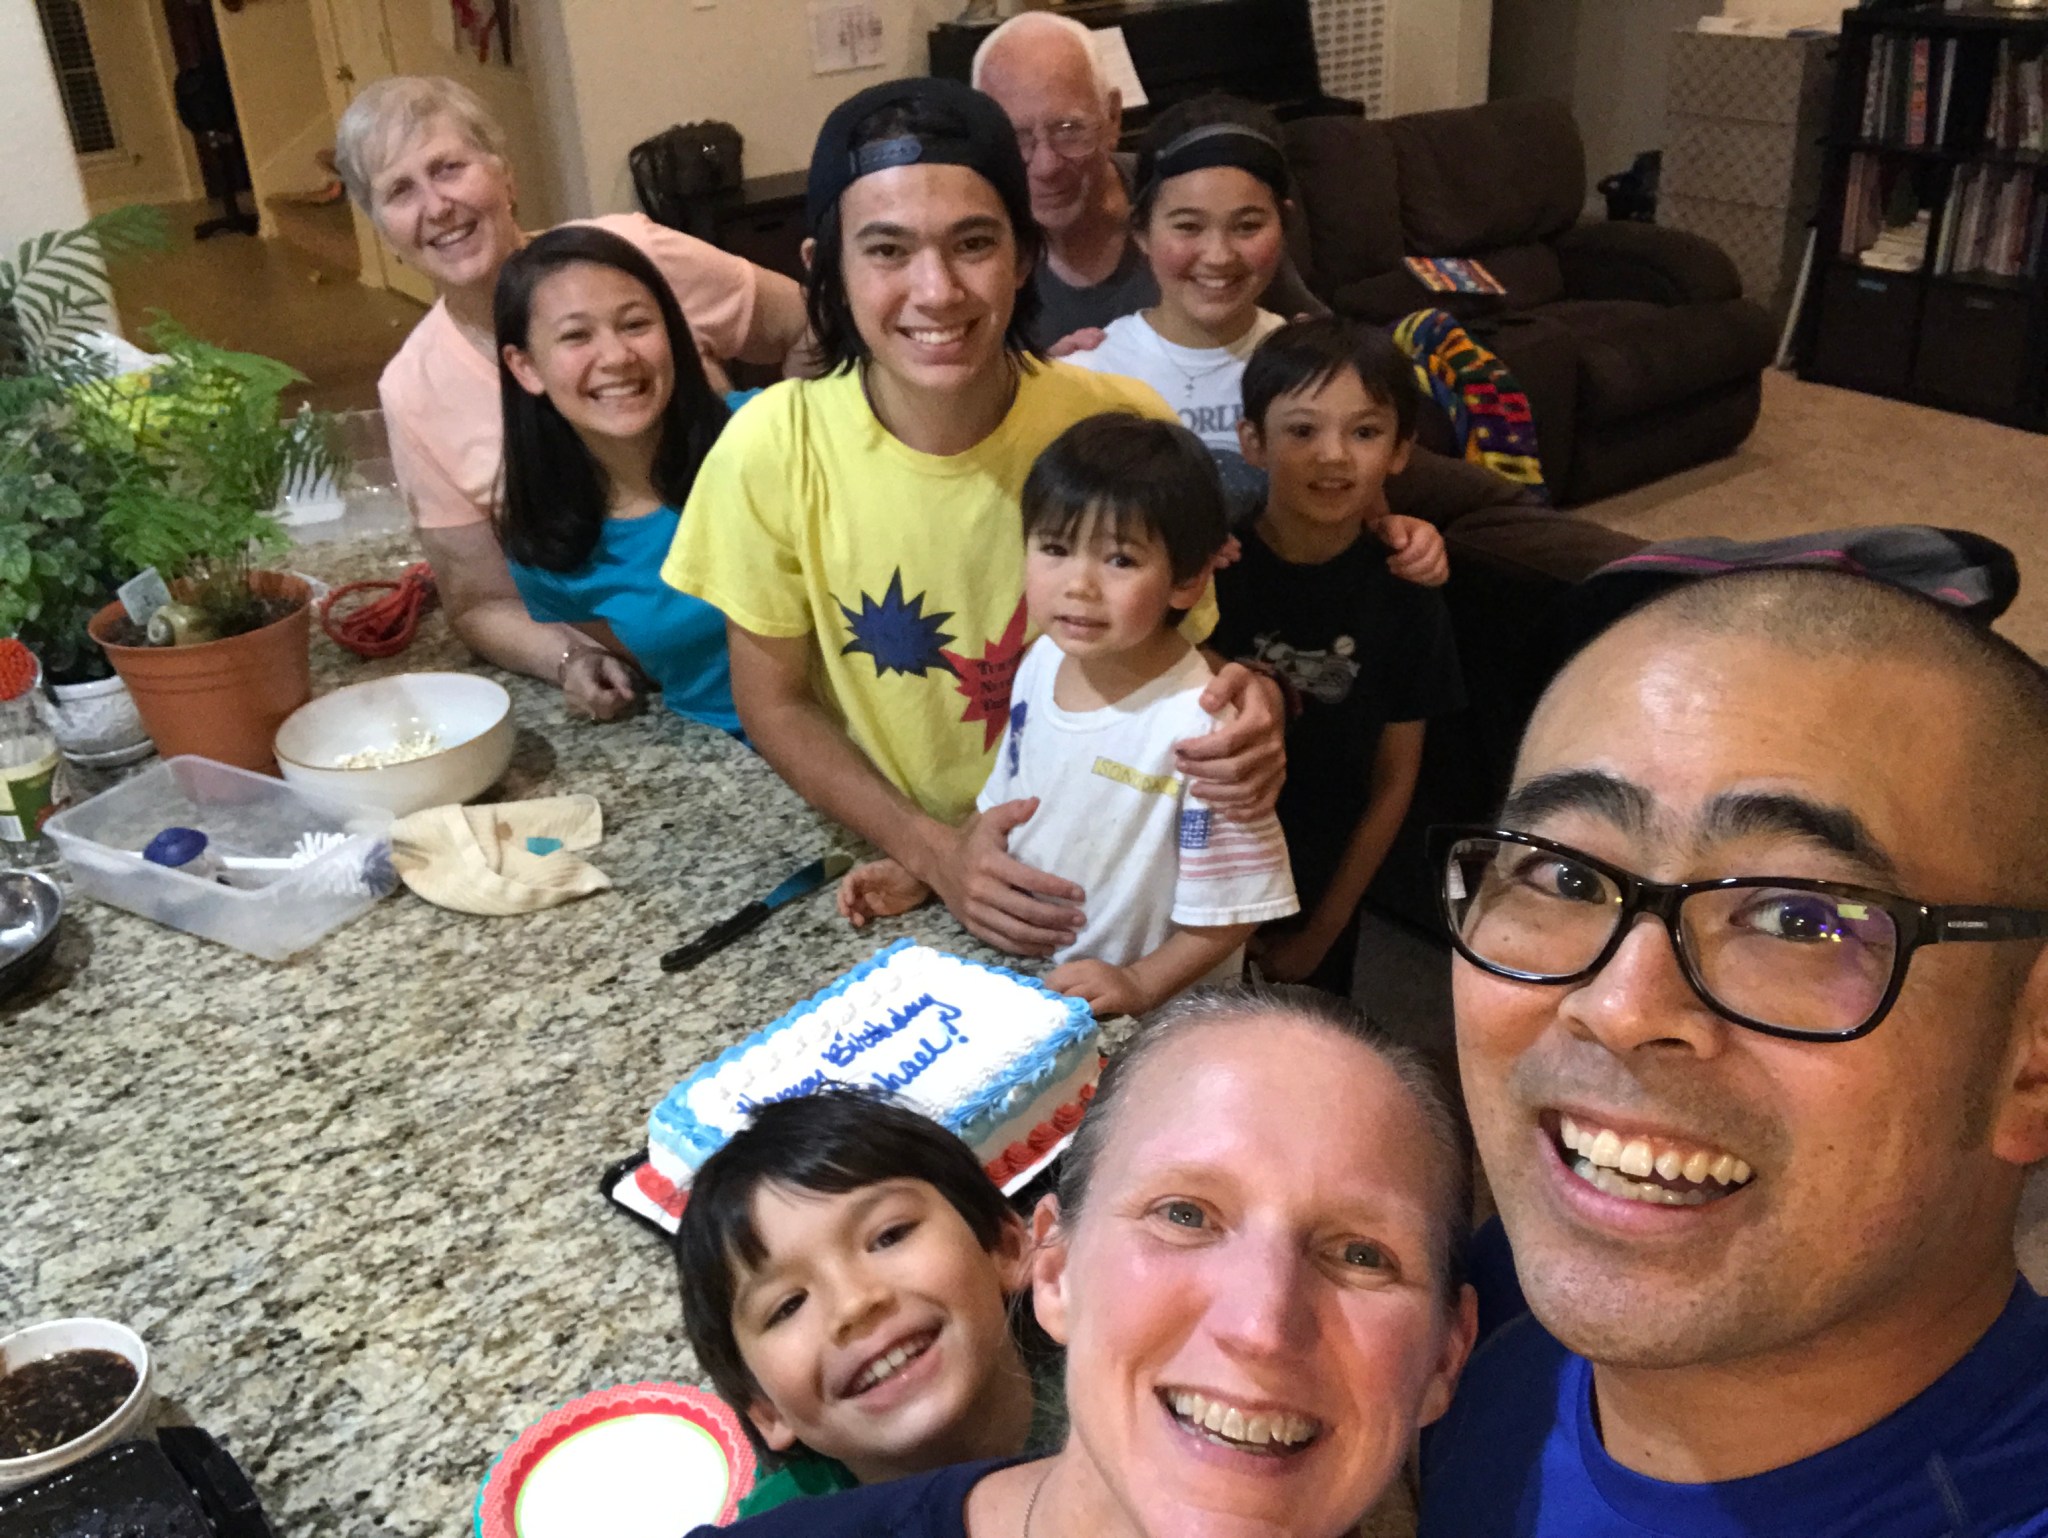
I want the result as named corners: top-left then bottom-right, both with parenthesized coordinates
top-left (305, 0), bottom-right (434, 303)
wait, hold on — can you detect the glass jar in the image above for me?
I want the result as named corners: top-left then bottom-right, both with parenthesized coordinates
top-left (0, 675), bottom-right (62, 871)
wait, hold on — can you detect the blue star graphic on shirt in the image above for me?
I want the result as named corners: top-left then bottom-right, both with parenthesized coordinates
top-left (837, 571), bottom-right (958, 678)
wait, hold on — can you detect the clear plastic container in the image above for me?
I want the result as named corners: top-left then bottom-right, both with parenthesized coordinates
top-left (44, 756), bottom-right (394, 961)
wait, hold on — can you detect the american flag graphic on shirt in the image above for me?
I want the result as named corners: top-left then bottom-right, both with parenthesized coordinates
top-left (1178, 806), bottom-right (1291, 883)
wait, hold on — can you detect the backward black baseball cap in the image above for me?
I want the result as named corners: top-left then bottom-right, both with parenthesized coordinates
top-left (804, 76), bottom-right (1031, 237)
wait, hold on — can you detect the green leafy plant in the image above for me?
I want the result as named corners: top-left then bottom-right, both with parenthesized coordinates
top-left (0, 205), bottom-right (167, 375)
top-left (0, 208), bottom-right (345, 680)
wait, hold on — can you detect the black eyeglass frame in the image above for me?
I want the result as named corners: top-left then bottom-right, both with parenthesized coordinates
top-left (1427, 824), bottom-right (2048, 1042)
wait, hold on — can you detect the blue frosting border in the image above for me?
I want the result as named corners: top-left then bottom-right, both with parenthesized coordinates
top-left (650, 938), bottom-right (1096, 1170)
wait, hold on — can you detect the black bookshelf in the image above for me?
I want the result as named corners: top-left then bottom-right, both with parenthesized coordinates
top-left (1798, 4), bottom-right (2048, 428)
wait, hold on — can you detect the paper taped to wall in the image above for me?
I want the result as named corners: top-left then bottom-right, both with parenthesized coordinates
top-left (1089, 26), bottom-right (1148, 110)
top-left (809, 0), bottom-right (885, 75)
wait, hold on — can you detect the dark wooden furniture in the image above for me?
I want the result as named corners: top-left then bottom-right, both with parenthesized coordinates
top-left (679, 169), bottom-right (809, 284)
top-left (928, 0), bottom-right (1360, 131)
top-left (1798, 3), bottom-right (2048, 429)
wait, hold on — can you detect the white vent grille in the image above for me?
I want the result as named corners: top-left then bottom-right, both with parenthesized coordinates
top-left (1309, 0), bottom-right (1391, 117)
top-left (35, 0), bottom-right (117, 156)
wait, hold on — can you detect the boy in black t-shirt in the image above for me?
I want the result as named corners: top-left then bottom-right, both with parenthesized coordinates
top-left (1212, 317), bottom-right (1465, 997)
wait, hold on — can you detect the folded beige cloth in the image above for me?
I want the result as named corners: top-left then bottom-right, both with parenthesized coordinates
top-left (389, 795), bottom-right (610, 915)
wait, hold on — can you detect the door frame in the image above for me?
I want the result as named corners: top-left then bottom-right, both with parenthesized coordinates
top-left (304, 0), bottom-right (434, 302)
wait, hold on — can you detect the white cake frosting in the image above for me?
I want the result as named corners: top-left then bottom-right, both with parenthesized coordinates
top-left (647, 940), bottom-right (1100, 1190)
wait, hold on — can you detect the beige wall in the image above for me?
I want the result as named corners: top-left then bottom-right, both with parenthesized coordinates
top-left (3, 2), bottom-right (93, 250)
top-left (531, 0), bottom-right (948, 215)
top-left (1492, 0), bottom-right (1715, 194)
top-left (1386, 0), bottom-right (1492, 120)
top-left (528, 0), bottom-right (1493, 221)
top-left (77, 0), bottom-right (204, 211)
top-left (213, 0), bottom-right (334, 231)
top-left (377, 0), bottom-right (563, 229)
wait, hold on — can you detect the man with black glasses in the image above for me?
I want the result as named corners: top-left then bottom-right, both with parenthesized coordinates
top-left (1419, 568), bottom-right (2048, 1538)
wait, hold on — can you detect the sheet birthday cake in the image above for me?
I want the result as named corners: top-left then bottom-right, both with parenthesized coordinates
top-left (637, 940), bottom-right (1101, 1217)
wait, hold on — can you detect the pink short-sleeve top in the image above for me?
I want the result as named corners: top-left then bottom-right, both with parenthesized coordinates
top-left (378, 211), bottom-right (761, 530)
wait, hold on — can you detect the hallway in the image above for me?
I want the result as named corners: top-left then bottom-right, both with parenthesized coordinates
top-left (109, 201), bottom-right (423, 412)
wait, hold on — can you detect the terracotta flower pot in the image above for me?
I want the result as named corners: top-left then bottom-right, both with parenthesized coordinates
top-left (88, 572), bottom-right (313, 774)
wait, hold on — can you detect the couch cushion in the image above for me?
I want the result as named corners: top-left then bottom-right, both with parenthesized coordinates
top-left (1470, 243), bottom-right (1565, 309)
top-left (1537, 297), bottom-right (1775, 424)
top-left (1388, 99), bottom-right (1587, 254)
top-left (1282, 113), bottom-right (1405, 291)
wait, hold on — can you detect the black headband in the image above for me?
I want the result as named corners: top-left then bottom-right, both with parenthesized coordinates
top-left (1144, 122), bottom-right (1291, 202)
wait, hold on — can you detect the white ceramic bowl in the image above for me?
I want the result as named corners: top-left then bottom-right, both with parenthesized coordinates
top-left (274, 672), bottom-right (514, 817)
top-left (0, 1317), bottom-right (153, 1492)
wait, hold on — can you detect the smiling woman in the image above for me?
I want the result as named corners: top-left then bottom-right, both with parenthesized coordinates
top-left (490, 225), bottom-right (740, 733)
top-left (692, 985), bottom-right (1479, 1538)
top-left (333, 76), bottom-right (806, 719)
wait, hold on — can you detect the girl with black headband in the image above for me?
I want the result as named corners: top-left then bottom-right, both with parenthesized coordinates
top-left (1065, 96), bottom-right (1445, 581)
top-left (1064, 95), bottom-right (1299, 460)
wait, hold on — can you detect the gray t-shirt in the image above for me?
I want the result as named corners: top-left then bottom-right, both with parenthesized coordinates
top-left (1024, 153), bottom-right (1325, 349)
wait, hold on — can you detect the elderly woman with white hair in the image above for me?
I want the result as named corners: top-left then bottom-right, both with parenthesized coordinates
top-left (337, 76), bottom-right (807, 718)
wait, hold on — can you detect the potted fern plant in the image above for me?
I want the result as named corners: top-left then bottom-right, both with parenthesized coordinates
top-left (83, 321), bottom-right (345, 772)
top-left (0, 207), bottom-right (164, 763)
top-left (1, 208), bottom-right (344, 773)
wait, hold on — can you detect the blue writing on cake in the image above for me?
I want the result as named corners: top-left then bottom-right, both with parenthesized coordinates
top-left (870, 1013), bottom-right (971, 1095)
top-left (735, 1069), bottom-right (834, 1115)
top-left (820, 994), bottom-right (964, 1069)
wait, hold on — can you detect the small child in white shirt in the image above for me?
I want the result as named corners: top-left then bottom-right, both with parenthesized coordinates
top-left (838, 413), bottom-right (1298, 1017)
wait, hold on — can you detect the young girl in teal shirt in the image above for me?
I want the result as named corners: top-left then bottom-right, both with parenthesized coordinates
top-left (495, 224), bottom-right (742, 734)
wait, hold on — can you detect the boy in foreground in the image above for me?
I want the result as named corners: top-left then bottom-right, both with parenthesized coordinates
top-left (677, 1090), bottom-right (1038, 1517)
top-left (1214, 318), bottom-right (1465, 996)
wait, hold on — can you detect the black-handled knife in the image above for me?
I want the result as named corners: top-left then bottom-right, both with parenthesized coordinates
top-left (661, 852), bottom-right (853, 973)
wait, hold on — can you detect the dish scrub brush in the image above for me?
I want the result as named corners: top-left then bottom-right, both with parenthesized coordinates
top-left (146, 828), bottom-right (398, 897)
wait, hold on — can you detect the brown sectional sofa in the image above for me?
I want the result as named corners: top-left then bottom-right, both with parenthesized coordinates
top-left (1283, 98), bottom-right (1778, 507)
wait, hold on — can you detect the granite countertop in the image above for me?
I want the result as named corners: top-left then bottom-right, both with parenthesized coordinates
top-left (0, 533), bottom-right (1023, 1534)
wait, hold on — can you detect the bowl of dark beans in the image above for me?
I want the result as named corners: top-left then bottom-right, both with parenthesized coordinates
top-left (0, 1319), bottom-right (152, 1491)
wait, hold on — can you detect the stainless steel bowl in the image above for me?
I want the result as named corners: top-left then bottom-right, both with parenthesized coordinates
top-left (0, 870), bottom-right (64, 1000)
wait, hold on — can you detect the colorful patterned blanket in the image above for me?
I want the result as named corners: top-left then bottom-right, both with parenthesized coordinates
top-left (1393, 309), bottom-right (1548, 501)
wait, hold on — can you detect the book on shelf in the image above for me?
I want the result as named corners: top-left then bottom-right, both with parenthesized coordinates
top-left (1932, 163), bottom-right (2047, 278)
top-left (1981, 38), bottom-right (2048, 153)
top-left (1890, 32), bottom-right (1915, 140)
top-left (1934, 166), bottom-right (1965, 273)
top-left (1860, 30), bottom-right (2048, 153)
top-left (1907, 37), bottom-right (1930, 147)
top-left (1934, 37), bottom-right (1957, 147)
top-left (1988, 39), bottom-right (2012, 148)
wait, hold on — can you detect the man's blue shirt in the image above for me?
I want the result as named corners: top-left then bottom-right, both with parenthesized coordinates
top-left (1421, 1257), bottom-right (2048, 1538)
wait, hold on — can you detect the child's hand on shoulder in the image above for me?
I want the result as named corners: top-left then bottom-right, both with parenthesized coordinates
top-left (1049, 958), bottom-right (1152, 1020)
top-left (837, 857), bottom-right (932, 926)
top-left (1047, 327), bottom-right (1108, 358)
top-left (1373, 514), bottom-right (1449, 588)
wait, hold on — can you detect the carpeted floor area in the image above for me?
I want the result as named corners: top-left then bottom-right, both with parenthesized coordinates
top-left (1577, 369), bottom-right (2047, 659)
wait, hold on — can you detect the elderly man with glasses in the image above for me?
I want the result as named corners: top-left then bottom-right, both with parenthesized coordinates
top-left (1418, 567), bottom-right (2048, 1537)
top-left (969, 11), bottom-right (1321, 351)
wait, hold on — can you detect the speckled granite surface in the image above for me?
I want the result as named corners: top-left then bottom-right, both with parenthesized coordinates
top-left (0, 533), bottom-right (1029, 1535)
top-left (9, 537), bottom-right (2044, 1538)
